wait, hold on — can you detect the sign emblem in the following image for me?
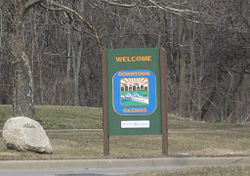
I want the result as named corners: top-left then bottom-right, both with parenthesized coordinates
top-left (113, 70), bottom-right (157, 115)
top-left (120, 77), bottom-right (149, 107)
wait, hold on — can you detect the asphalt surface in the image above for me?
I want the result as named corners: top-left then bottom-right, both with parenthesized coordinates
top-left (0, 156), bottom-right (250, 176)
top-left (0, 166), bottom-right (192, 176)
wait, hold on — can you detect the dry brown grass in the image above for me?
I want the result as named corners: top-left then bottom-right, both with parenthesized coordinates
top-left (0, 105), bottom-right (249, 159)
top-left (1, 126), bottom-right (250, 160)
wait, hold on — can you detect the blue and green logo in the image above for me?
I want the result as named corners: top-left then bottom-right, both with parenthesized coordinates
top-left (113, 70), bottom-right (157, 115)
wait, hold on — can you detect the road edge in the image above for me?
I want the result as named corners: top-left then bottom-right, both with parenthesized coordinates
top-left (0, 156), bottom-right (250, 170)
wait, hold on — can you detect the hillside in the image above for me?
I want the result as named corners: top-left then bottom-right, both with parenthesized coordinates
top-left (0, 105), bottom-right (249, 160)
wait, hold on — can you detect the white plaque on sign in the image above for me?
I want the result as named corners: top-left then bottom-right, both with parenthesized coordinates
top-left (121, 120), bottom-right (150, 128)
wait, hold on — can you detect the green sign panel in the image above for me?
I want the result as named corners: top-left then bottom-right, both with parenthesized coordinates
top-left (104, 48), bottom-right (163, 135)
top-left (102, 47), bottom-right (168, 156)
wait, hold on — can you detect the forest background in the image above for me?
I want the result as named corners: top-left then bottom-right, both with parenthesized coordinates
top-left (0, 0), bottom-right (249, 123)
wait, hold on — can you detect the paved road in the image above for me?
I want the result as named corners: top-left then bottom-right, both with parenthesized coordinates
top-left (0, 166), bottom-right (192, 176)
top-left (0, 157), bottom-right (249, 176)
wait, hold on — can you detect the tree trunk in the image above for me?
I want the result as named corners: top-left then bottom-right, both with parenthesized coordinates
top-left (66, 26), bottom-right (71, 79)
top-left (8, 0), bottom-right (35, 118)
top-left (72, 32), bottom-right (82, 106)
top-left (177, 16), bottom-right (186, 116)
top-left (196, 25), bottom-right (204, 120)
top-left (188, 22), bottom-right (197, 118)
top-left (0, 9), bottom-right (2, 82)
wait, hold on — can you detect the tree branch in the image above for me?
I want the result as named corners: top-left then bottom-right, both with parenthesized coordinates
top-left (39, 2), bottom-right (63, 11)
top-left (146, 0), bottom-right (199, 15)
top-left (99, 0), bottom-right (200, 23)
top-left (100, 0), bottom-right (139, 8)
top-left (24, 0), bottom-right (93, 31)
top-left (48, 0), bottom-right (93, 31)
top-left (144, 0), bottom-right (199, 23)
top-left (24, 0), bottom-right (44, 12)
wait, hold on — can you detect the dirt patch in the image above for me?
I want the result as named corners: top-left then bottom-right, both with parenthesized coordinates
top-left (0, 152), bottom-right (18, 156)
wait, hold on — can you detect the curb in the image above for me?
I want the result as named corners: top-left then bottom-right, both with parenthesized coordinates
top-left (0, 157), bottom-right (250, 170)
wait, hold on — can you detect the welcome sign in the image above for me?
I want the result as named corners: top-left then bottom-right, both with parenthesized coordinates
top-left (102, 48), bottom-right (168, 155)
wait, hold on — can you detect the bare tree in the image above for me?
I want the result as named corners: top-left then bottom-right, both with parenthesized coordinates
top-left (3, 0), bottom-right (35, 118)
top-left (2, 0), bottom-right (94, 117)
top-left (1, 0), bottom-right (249, 124)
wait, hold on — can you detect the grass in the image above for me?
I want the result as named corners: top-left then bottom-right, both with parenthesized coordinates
top-left (0, 130), bottom-right (104, 160)
top-left (0, 105), bottom-right (250, 160)
top-left (0, 105), bottom-right (13, 129)
top-left (0, 105), bottom-right (246, 131)
top-left (0, 105), bottom-right (102, 129)
top-left (129, 165), bottom-right (250, 176)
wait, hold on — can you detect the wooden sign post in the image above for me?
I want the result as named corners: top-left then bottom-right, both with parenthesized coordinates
top-left (102, 48), bottom-right (168, 156)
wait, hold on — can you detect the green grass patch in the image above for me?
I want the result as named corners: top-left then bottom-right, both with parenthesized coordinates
top-left (0, 105), bottom-right (12, 129)
top-left (130, 165), bottom-right (250, 176)
top-left (0, 105), bottom-right (250, 160)
top-left (0, 105), bottom-right (102, 129)
top-left (1, 105), bottom-right (247, 131)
